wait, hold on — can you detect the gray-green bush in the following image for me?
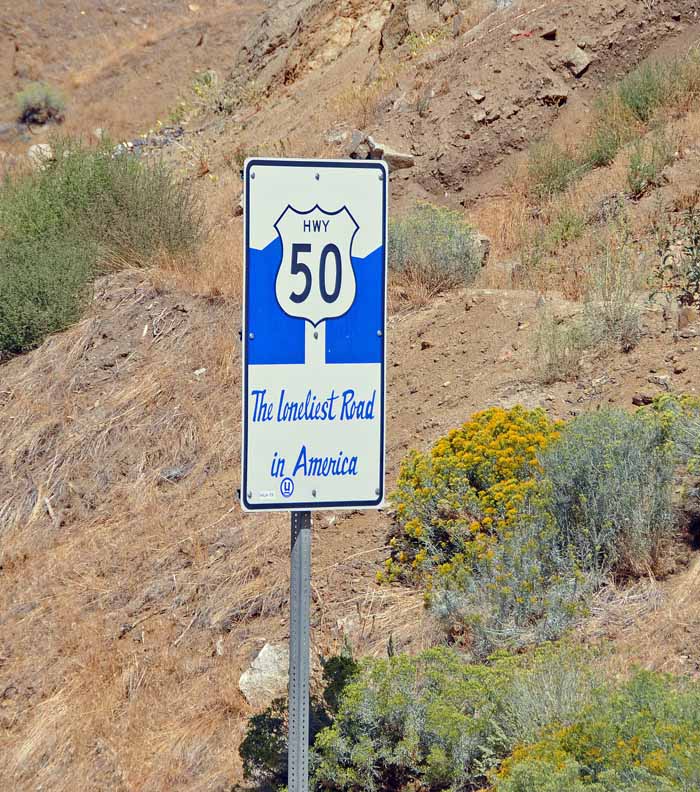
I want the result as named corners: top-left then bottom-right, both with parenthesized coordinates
top-left (389, 203), bottom-right (482, 294)
top-left (16, 82), bottom-right (65, 125)
top-left (312, 644), bottom-right (598, 792)
top-left (431, 516), bottom-right (591, 658)
top-left (0, 237), bottom-right (95, 355)
top-left (0, 138), bottom-right (203, 357)
top-left (538, 408), bottom-right (675, 577)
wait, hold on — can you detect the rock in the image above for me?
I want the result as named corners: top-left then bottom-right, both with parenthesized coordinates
top-left (474, 232), bottom-right (491, 266)
top-left (671, 11), bottom-right (681, 21)
top-left (27, 143), bottom-right (54, 169)
top-left (239, 643), bottom-right (289, 708)
top-left (351, 142), bottom-right (371, 160)
top-left (648, 374), bottom-right (671, 391)
top-left (159, 465), bottom-right (190, 484)
top-left (674, 364), bottom-right (688, 375)
top-left (452, 13), bottom-right (463, 36)
top-left (363, 10), bottom-right (386, 33)
top-left (498, 344), bottom-right (514, 362)
top-left (540, 24), bottom-right (557, 40)
top-left (473, 109), bottom-right (487, 123)
top-left (234, 194), bottom-right (244, 216)
top-left (420, 340), bottom-right (433, 350)
top-left (325, 129), bottom-right (348, 146)
top-left (366, 135), bottom-right (384, 159)
top-left (380, 1), bottom-right (410, 51)
top-left (380, 143), bottom-right (415, 170)
top-left (563, 46), bottom-right (593, 77)
top-left (406, 1), bottom-right (440, 36)
top-left (632, 393), bottom-right (654, 406)
top-left (467, 87), bottom-right (486, 103)
top-left (537, 79), bottom-right (569, 105)
top-left (318, 17), bottom-right (355, 64)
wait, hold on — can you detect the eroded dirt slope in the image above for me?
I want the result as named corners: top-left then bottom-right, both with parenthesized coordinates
top-left (0, 0), bottom-right (263, 145)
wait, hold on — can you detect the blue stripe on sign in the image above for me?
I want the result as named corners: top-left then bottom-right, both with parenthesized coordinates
top-left (247, 238), bottom-right (305, 365)
top-left (326, 245), bottom-right (384, 364)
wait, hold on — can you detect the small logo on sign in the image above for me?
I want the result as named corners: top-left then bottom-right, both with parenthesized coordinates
top-left (280, 477), bottom-right (295, 498)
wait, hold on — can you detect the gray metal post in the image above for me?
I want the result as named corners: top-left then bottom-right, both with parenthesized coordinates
top-left (288, 510), bottom-right (311, 792)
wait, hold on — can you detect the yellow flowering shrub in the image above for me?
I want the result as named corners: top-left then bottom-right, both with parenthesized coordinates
top-left (385, 406), bottom-right (561, 583)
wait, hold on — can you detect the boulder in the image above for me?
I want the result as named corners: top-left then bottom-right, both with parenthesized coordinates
top-left (380, 1), bottom-right (410, 51)
top-left (27, 143), bottom-right (54, 169)
top-left (380, 143), bottom-right (415, 170)
top-left (239, 643), bottom-right (289, 708)
top-left (563, 46), bottom-right (593, 77)
top-left (537, 78), bottom-right (569, 106)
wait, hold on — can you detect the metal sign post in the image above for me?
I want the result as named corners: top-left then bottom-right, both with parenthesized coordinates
top-left (241, 158), bottom-right (387, 792)
top-left (288, 511), bottom-right (311, 792)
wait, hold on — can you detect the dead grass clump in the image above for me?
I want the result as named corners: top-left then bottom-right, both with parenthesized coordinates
top-left (532, 309), bottom-right (593, 384)
top-left (332, 68), bottom-right (397, 129)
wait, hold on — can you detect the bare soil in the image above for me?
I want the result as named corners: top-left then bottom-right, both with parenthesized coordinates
top-left (2, 0), bottom-right (700, 788)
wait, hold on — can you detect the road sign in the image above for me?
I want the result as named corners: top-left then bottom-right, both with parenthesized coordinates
top-left (241, 158), bottom-right (388, 511)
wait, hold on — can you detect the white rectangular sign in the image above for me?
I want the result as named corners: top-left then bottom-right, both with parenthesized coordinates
top-left (241, 158), bottom-right (388, 511)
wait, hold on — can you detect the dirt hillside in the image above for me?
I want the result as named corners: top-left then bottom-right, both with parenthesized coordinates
top-left (2, 0), bottom-right (700, 789)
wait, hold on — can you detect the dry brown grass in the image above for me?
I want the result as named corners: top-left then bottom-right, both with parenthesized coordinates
top-left (0, 267), bottom-right (423, 790)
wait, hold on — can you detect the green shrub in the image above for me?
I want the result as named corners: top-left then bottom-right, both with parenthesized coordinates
top-left (0, 236), bottom-right (95, 357)
top-left (627, 134), bottom-right (674, 198)
top-left (496, 671), bottom-right (700, 791)
top-left (527, 141), bottom-right (583, 199)
top-left (533, 51), bottom-right (700, 194)
top-left (0, 138), bottom-right (203, 356)
top-left (15, 82), bottom-right (65, 125)
top-left (388, 203), bottom-right (482, 294)
top-left (312, 644), bottom-right (598, 792)
top-left (544, 205), bottom-right (586, 251)
top-left (387, 407), bottom-right (582, 656)
top-left (0, 138), bottom-right (203, 267)
top-left (651, 207), bottom-right (700, 309)
top-left (538, 408), bottom-right (675, 577)
top-left (618, 62), bottom-right (669, 123)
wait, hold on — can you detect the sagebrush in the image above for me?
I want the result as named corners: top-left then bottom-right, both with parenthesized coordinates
top-left (0, 138), bottom-right (203, 357)
top-left (389, 203), bottom-right (482, 299)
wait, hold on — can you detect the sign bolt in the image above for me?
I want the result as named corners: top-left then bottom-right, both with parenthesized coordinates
top-left (250, 172), bottom-right (255, 179)
top-left (375, 488), bottom-right (381, 496)
top-left (249, 332), bottom-right (255, 340)
top-left (377, 330), bottom-right (383, 337)
top-left (312, 489), bottom-right (317, 497)
top-left (247, 490), bottom-right (252, 498)
top-left (313, 330), bottom-right (319, 339)
top-left (315, 173), bottom-right (320, 180)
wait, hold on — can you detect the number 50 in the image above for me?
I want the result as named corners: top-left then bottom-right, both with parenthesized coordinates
top-left (290, 243), bottom-right (342, 305)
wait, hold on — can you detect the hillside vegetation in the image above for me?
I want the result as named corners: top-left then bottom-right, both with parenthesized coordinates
top-left (2, 1), bottom-right (700, 791)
